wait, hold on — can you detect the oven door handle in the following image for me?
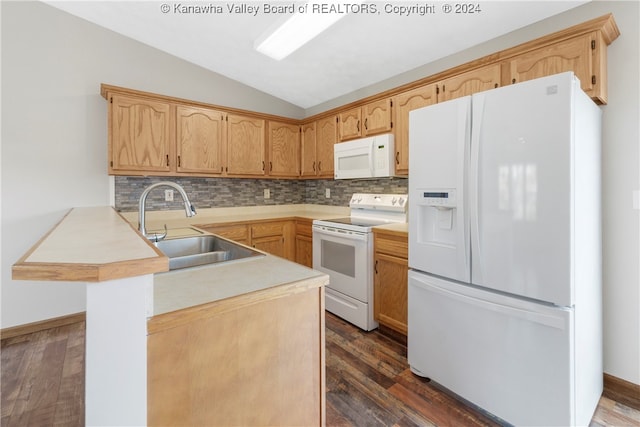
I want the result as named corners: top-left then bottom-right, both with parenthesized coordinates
top-left (312, 225), bottom-right (368, 242)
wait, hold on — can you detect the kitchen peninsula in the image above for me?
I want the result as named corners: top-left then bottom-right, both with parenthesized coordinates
top-left (12, 206), bottom-right (330, 426)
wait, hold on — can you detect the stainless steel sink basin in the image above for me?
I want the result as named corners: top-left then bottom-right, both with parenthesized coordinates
top-left (154, 235), bottom-right (263, 270)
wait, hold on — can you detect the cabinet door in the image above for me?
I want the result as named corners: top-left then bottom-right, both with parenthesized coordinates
top-left (374, 252), bottom-right (408, 335)
top-left (509, 33), bottom-right (599, 101)
top-left (176, 106), bottom-right (225, 175)
top-left (394, 85), bottom-right (438, 175)
top-left (295, 235), bottom-right (313, 268)
top-left (363, 98), bottom-right (393, 136)
top-left (438, 64), bottom-right (501, 102)
top-left (338, 107), bottom-right (362, 141)
top-left (253, 235), bottom-right (285, 258)
top-left (226, 114), bottom-right (265, 176)
top-left (109, 94), bottom-right (172, 173)
top-left (300, 122), bottom-right (317, 177)
top-left (315, 116), bottom-right (337, 178)
top-left (268, 121), bottom-right (300, 177)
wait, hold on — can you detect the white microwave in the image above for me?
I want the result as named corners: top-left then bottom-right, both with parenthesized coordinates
top-left (334, 134), bottom-right (396, 179)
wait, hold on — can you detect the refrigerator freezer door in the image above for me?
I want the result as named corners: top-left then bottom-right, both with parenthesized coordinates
top-left (470, 72), bottom-right (575, 306)
top-left (409, 97), bottom-right (470, 282)
top-left (408, 270), bottom-right (575, 426)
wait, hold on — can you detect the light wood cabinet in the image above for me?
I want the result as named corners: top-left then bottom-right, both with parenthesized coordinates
top-left (301, 122), bottom-right (317, 177)
top-left (393, 84), bottom-right (438, 175)
top-left (437, 64), bottom-right (501, 102)
top-left (295, 219), bottom-right (313, 268)
top-left (176, 105), bottom-right (225, 175)
top-left (147, 280), bottom-right (325, 426)
top-left (268, 121), bottom-right (300, 177)
top-left (373, 229), bottom-right (408, 335)
top-left (196, 224), bottom-right (249, 245)
top-left (315, 116), bottom-right (337, 178)
top-left (302, 117), bottom-right (337, 178)
top-left (338, 107), bottom-right (362, 141)
top-left (251, 221), bottom-right (295, 261)
top-left (338, 99), bottom-right (393, 141)
top-left (108, 94), bottom-right (173, 174)
top-left (508, 32), bottom-right (608, 103)
top-left (226, 114), bottom-right (266, 176)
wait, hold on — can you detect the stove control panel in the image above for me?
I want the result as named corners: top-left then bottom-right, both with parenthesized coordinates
top-left (349, 193), bottom-right (408, 212)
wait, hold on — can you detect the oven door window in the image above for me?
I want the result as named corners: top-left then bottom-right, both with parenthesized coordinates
top-left (321, 240), bottom-right (355, 278)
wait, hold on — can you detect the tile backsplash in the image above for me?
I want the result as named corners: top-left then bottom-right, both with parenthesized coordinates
top-left (115, 176), bottom-right (408, 212)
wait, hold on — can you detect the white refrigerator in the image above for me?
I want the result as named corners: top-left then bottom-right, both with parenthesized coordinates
top-left (408, 72), bottom-right (602, 426)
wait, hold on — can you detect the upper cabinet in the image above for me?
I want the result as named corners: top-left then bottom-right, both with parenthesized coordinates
top-left (437, 64), bottom-right (501, 102)
top-left (226, 114), bottom-right (266, 177)
top-left (302, 116), bottom-right (337, 178)
top-left (300, 122), bottom-right (317, 178)
top-left (103, 14), bottom-right (619, 179)
top-left (338, 99), bottom-right (392, 141)
top-left (393, 84), bottom-right (438, 175)
top-left (268, 121), bottom-right (300, 178)
top-left (109, 94), bottom-right (173, 174)
top-left (315, 116), bottom-right (337, 178)
top-left (176, 105), bottom-right (225, 175)
top-left (508, 32), bottom-right (607, 103)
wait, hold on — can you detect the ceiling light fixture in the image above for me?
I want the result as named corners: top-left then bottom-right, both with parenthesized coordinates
top-left (255, 1), bottom-right (358, 60)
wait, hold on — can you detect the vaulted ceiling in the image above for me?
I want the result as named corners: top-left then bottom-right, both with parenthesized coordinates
top-left (45, 1), bottom-right (588, 109)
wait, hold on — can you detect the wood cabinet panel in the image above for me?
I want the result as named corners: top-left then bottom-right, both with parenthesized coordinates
top-left (268, 121), bottom-right (300, 177)
top-left (197, 224), bottom-right (249, 245)
top-left (226, 114), bottom-right (265, 176)
top-left (393, 84), bottom-right (438, 175)
top-left (176, 106), bottom-right (225, 175)
top-left (338, 107), bottom-right (362, 141)
top-left (301, 122), bottom-right (317, 177)
top-left (315, 116), bottom-right (336, 178)
top-left (374, 252), bottom-right (408, 335)
top-left (253, 235), bottom-right (285, 257)
top-left (148, 285), bottom-right (324, 426)
top-left (508, 32), bottom-right (604, 101)
top-left (109, 94), bottom-right (172, 173)
top-left (438, 64), bottom-right (501, 102)
top-left (363, 98), bottom-right (393, 136)
top-left (373, 230), bottom-right (408, 335)
top-left (295, 219), bottom-right (313, 267)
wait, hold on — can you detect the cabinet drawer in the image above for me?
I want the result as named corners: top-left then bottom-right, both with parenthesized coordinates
top-left (295, 220), bottom-right (312, 237)
top-left (251, 222), bottom-right (285, 239)
top-left (374, 233), bottom-right (408, 259)
top-left (198, 224), bottom-right (248, 242)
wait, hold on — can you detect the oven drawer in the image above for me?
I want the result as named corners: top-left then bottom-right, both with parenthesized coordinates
top-left (325, 287), bottom-right (377, 331)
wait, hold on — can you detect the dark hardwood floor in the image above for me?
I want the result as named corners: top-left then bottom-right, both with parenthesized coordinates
top-left (2, 313), bottom-right (639, 426)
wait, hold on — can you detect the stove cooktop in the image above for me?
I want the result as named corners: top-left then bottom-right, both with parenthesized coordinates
top-left (319, 217), bottom-right (395, 228)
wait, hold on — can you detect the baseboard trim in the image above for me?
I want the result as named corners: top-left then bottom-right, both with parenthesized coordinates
top-left (1, 312), bottom-right (86, 340)
top-left (603, 373), bottom-right (640, 411)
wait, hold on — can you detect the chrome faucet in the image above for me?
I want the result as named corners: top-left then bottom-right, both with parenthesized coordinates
top-left (138, 181), bottom-right (196, 241)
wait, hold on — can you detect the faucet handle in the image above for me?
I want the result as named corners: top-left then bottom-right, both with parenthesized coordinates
top-left (147, 224), bottom-right (168, 242)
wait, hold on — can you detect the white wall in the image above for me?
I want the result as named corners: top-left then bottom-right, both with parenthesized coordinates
top-left (309, 1), bottom-right (640, 387)
top-left (0, 1), bottom-right (303, 329)
top-left (2, 1), bottom-right (638, 386)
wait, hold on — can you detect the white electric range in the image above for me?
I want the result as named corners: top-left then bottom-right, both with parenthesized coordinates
top-left (312, 193), bottom-right (407, 330)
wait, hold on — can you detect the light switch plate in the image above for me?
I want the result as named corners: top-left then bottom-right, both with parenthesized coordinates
top-left (264, 188), bottom-right (271, 199)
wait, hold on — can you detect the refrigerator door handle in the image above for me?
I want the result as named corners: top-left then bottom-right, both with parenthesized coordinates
top-left (412, 277), bottom-right (567, 330)
top-left (470, 96), bottom-right (483, 283)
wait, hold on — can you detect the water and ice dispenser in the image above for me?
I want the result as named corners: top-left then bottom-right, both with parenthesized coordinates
top-left (410, 187), bottom-right (469, 283)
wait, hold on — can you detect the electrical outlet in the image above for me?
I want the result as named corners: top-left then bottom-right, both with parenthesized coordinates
top-left (264, 188), bottom-right (271, 199)
top-left (164, 189), bottom-right (174, 202)
top-left (325, 188), bottom-right (331, 198)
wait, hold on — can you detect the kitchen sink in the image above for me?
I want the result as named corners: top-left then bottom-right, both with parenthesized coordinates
top-left (154, 234), bottom-right (263, 270)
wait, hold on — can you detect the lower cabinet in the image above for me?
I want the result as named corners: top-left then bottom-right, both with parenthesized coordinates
top-left (373, 229), bottom-right (408, 335)
top-left (196, 220), bottom-right (295, 262)
top-left (147, 281), bottom-right (325, 425)
top-left (295, 219), bottom-right (313, 268)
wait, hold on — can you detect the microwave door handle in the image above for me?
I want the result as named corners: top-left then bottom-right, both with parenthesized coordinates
top-left (369, 140), bottom-right (375, 176)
